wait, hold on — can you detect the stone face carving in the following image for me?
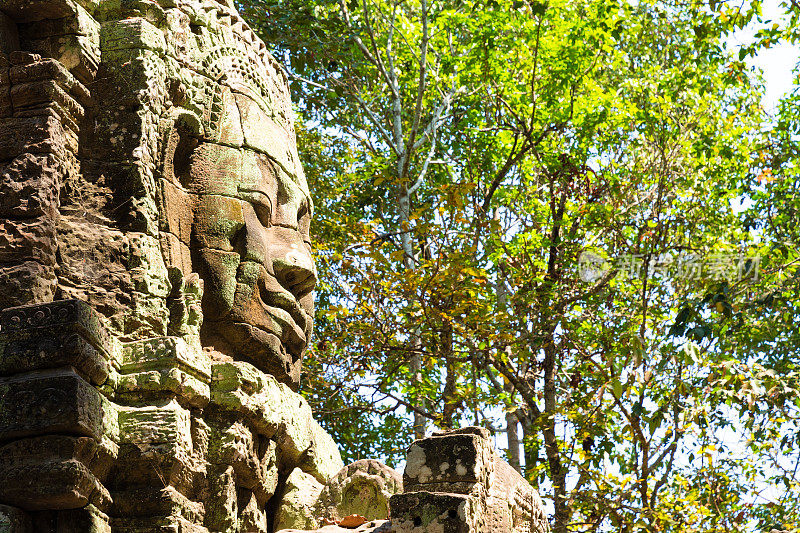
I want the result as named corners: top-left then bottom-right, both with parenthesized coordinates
top-left (0, 0), bottom-right (339, 531)
top-left (0, 0), bottom-right (313, 388)
top-left (165, 58), bottom-right (315, 387)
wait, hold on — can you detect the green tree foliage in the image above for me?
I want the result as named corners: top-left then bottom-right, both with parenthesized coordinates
top-left (240, 0), bottom-right (800, 530)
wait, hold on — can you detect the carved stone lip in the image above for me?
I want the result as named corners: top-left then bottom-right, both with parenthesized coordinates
top-left (256, 276), bottom-right (311, 358)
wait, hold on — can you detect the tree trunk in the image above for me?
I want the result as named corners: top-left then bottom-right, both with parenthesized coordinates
top-left (441, 323), bottom-right (458, 427)
top-left (522, 416), bottom-right (537, 480)
top-left (399, 180), bottom-right (426, 439)
top-left (495, 247), bottom-right (520, 471)
top-left (506, 405), bottom-right (521, 472)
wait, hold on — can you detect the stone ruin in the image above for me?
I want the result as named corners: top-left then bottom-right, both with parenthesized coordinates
top-left (0, 0), bottom-right (548, 531)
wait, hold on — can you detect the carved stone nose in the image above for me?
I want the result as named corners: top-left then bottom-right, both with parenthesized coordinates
top-left (273, 244), bottom-right (317, 297)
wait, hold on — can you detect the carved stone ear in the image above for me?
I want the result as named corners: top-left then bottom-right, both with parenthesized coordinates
top-left (162, 109), bottom-right (202, 188)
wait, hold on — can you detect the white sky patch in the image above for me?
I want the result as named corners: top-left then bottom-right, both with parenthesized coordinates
top-left (728, 0), bottom-right (800, 112)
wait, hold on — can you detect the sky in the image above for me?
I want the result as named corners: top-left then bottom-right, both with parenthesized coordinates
top-left (737, 0), bottom-right (800, 112)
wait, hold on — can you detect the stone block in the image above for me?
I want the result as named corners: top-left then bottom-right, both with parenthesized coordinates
top-left (0, 368), bottom-right (104, 442)
top-left (159, 231), bottom-right (192, 274)
top-left (114, 368), bottom-right (209, 408)
top-left (122, 290), bottom-right (170, 339)
top-left (0, 216), bottom-right (57, 265)
top-left (390, 491), bottom-right (481, 533)
top-left (205, 465), bottom-right (237, 532)
top-left (78, 160), bottom-right (156, 235)
top-left (17, 2), bottom-right (98, 39)
top-left (47, 34), bottom-right (100, 84)
top-left (274, 468), bottom-right (324, 532)
top-left (0, 153), bottom-right (60, 218)
top-left (8, 51), bottom-right (39, 66)
top-left (210, 361), bottom-right (316, 464)
top-left (118, 403), bottom-right (192, 451)
top-left (50, 220), bottom-right (138, 339)
top-left (9, 57), bottom-right (90, 108)
top-left (236, 92), bottom-right (301, 179)
top-left (107, 442), bottom-right (194, 496)
top-left (0, 436), bottom-right (111, 511)
top-left (0, 0), bottom-right (79, 23)
top-left (127, 232), bottom-right (171, 298)
top-left (100, 18), bottom-right (166, 54)
top-left (0, 299), bottom-right (117, 362)
top-left (393, 428), bottom-right (549, 533)
top-left (0, 324), bottom-right (110, 384)
top-left (302, 420), bottom-right (346, 484)
top-left (110, 486), bottom-right (203, 523)
top-left (122, 336), bottom-right (210, 379)
top-left (487, 457), bottom-right (548, 533)
top-left (208, 85), bottom-right (244, 147)
top-left (191, 193), bottom-right (243, 252)
top-left (117, 336), bottom-right (210, 406)
top-left (238, 490), bottom-right (268, 533)
top-left (111, 406), bottom-right (202, 497)
top-left (0, 260), bottom-right (56, 308)
top-left (0, 95), bottom-right (10, 119)
top-left (179, 142), bottom-right (243, 196)
top-left (316, 459), bottom-right (402, 524)
top-left (10, 79), bottom-right (83, 122)
top-left (403, 428), bottom-right (493, 495)
top-left (209, 421), bottom-right (278, 504)
top-left (17, 6), bottom-right (100, 84)
top-left (157, 179), bottom-right (194, 243)
top-left (0, 114), bottom-right (71, 160)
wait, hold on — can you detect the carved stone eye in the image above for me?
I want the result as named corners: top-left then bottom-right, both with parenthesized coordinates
top-left (253, 201), bottom-right (272, 228)
top-left (297, 202), bottom-right (310, 238)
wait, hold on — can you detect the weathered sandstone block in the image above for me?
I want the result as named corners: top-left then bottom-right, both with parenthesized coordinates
top-left (0, 368), bottom-right (104, 442)
top-left (390, 427), bottom-right (548, 533)
top-left (0, 435), bottom-right (111, 510)
top-left (316, 459), bottom-right (402, 523)
top-left (274, 468), bottom-right (325, 531)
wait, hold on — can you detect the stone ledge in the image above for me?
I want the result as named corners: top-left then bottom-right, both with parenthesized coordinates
top-left (0, 324), bottom-right (111, 385)
top-left (0, 368), bottom-right (105, 442)
top-left (0, 299), bottom-right (119, 365)
top-left (0, 435), bottom-right (111, 511)
top-left (210, 361), bottom-right (344, 481)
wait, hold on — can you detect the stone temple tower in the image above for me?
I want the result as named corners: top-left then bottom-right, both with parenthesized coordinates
top-left (0, 0), bottom-right (341, 530)
top-left (0, 0), bottom-right (548, 531)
